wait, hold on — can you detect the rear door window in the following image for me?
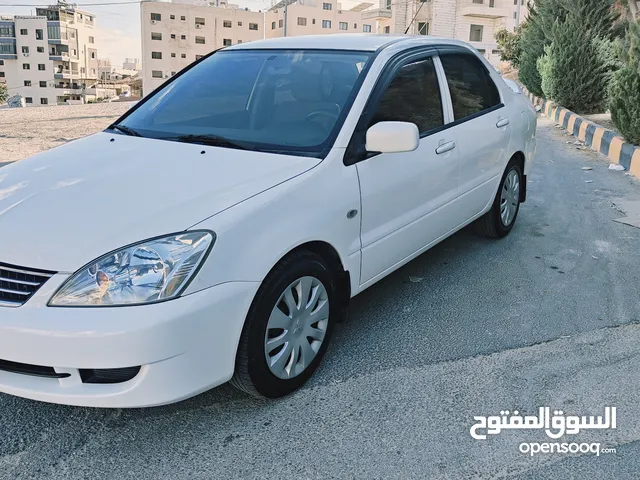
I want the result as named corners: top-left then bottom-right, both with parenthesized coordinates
top-left (439, 53), bottom-right (501, 121)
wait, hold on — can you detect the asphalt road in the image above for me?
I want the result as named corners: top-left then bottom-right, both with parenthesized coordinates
top-left (3, 116), bottom-right (640, 479)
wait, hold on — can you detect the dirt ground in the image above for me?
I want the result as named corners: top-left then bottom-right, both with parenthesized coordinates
top-left (0, 102), bottom-right (132, 164)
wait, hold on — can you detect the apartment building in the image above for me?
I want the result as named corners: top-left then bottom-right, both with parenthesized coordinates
top-left (266, 0), bottom-right (376, 38)
top-left (141, 0), bottom-right (264, 93)
top-left (0, 3), bottom-right (99, 106)
top-left (372, 0), bottom-right (529, 65)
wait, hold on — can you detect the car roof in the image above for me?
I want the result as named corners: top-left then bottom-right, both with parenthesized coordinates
top-left (225, 34), bottom-right (467, 52)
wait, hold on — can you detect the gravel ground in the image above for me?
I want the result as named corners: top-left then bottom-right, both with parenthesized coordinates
top-left (0, 103), bottom-right (130, 164)
top-left (2, 116), bottom-right (640, 479)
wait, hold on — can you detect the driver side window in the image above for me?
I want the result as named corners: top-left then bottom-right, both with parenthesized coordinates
top-left (370, 56), bottom-right (444, 134)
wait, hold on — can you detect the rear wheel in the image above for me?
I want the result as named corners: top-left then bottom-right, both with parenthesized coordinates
top-left (230, 250), bottom-right (337, 398)
top-left (476, 160), bottom-right (523, 238)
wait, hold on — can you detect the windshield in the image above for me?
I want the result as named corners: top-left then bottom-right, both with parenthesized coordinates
top-left (115, 49), bottom-right (372, 156)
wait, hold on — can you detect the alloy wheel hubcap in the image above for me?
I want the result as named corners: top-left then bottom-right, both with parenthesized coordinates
top-left (264, 276), bottom-right (329, 380)
top-left (500, 169), bottom-right (520, 226)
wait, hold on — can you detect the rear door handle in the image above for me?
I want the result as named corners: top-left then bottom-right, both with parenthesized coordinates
top-left (435, 141), bottom-right (456, 155)
top-left (496, 118), bottom-right (510, 128)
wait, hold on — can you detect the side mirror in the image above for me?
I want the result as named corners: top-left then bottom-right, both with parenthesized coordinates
top-left (365, 121), bottom-right (420, 154)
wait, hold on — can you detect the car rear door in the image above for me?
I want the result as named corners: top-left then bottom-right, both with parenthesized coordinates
top-left (438, 51), bottom-right (512, 220)
top-left (347, 51), bottom-right (461, 287)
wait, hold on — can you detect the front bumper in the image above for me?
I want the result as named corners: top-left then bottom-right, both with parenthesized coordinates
top-left (0, 276), bottom-right (259, 408)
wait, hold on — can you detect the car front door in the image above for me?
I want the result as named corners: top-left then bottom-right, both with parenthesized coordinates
top-left (351, 53), bottom-right (460, 286)
top-left (438, 52), bottom-right (512, 220)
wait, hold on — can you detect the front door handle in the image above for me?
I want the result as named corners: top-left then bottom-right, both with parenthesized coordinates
top-left (496, 117), bottom-right (510, 128)
top-left (435, 141), bottom-right (456, 155)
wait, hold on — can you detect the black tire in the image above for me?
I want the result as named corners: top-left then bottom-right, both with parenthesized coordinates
top-left (230, 250), bottom-right (338, 398)
top-left (476, 160), bottom-right (523, 239)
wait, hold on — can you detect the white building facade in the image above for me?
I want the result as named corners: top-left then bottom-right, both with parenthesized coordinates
top-left (140, 0), bottom-right (529, 95)
top-left (0, 4), bottom-right (100, 106)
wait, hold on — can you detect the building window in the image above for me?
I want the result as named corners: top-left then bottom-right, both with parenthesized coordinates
top-left (196, 55), bottom-right (203, 60)
top-left (151, 51), bottom-right (162, 59)
top-left (181, 16), bottom-right (186, 21)
top-left (489, 0), bottom-right (495, 6)
top-left (24, 80), bottom-right (31, 86)
top-left (195, 36), bottom-right (205, 44)
top-left (237, 40), bottom-right (242, 43)
top-left (181, 34), bottom-right (186, 39)
top-left (195, 17), bottom-right (205, 26)
top-left (469, 24), bottom-right (483, 42)
top-left (513, 12), bottom-right (517, 18)
top-left (363, 24), bottom-right (371, 33)
top-left (339, 22), bottom-right (347, 30)
top-left (492, 49), bottom-right (502, 55)
top-left (322, 20), bottom-right (331, 28)
top-left (181, 53), bottom-right (186, 58)
top-left (35, 29), bottom-right (43, 40)
top-left (170, 14), bottom-right (175, 19)
top-left (20, 29), bottom-right (28, 35)
top-left (0, 25), bottom-right (14, 37)
top-left (38, 63), bottom-right (45, 70)
top-left (249, 23), bottom-right (258, 30)
top-left (0, 60), bottom-right (3, 65)
top-left (418, 22), bottom-right (428, 35)
top-left (312, 19), bottom-right (316, 24)
top-left (0, 72), bottom-right (4, 77)
top-left (151, 32), bottom-right (162, 40)
top-left (354, 23), bottom-right (357, 28)
top-left (238, 21), bottom-right (242, 26)
top-left (37, 46), bottom-right (44, 53)
top-left (171, 52), bottom-right (176, 57)
top-left (89, 36), bottom-right (94, 43)
top-left (473, 0), bottom-right (483, 3)
top-left (384, 26), bottom-right (390, 33)
top-left (151, 13), bottom-right (161, 21)
top-left (271, 21), bottom-right (276, 29)
top-left (323, 2), bottom-right (332, 9)
top-left (223, 38), bottom-right (231, 46)
top-left (297, 17), bottom-right (307, 26)
top-left (223, 20), bottom-right (232, 28)
top-left (25, 97), bottom-right (32, 103)
top-left (171, 71), bottom-right (176, 76)
top-left (171, 33), bottom-right (176, 39)
top-left (22, 46), bottom-right (29, 54)
top-left (23, 63), bottom-right (30, 70)
top-left (279, 19), bottom-right (283, 28)
top-left (152, 70), bottom-right (163, 78)
top-left (39, 80), bottom-right (46, 87)
top-left (385, 0), bottom-right (391, 9)
top-left (91, 52), bottom-right (95, 59)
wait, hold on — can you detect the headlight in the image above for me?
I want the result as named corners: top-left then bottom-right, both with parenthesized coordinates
top-left (49, 231), bottom-right (214, 307)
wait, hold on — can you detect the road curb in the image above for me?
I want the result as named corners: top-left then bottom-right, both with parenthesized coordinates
top-left (522, 87), bottom-right (640, 177)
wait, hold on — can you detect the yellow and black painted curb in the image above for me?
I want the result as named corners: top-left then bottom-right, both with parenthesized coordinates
top-left (522, 87), bottom-right (640, 178)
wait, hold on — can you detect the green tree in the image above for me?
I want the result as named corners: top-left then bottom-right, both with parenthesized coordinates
top-left (541, 15), bottom-right (613, 113)
top-left (495, 24), bottom-right (525, 67)
top-left (0, 83), bottom-right (7, 104)
top-left (609, 20), bottom-right (640, 144)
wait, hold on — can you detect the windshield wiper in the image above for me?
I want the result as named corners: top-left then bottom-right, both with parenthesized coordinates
top-left (169, 134), bottom-right (251, 151)
top-left (110, 124), bottom-right (142, 137)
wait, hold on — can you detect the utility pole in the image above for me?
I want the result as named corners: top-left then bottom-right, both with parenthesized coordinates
top-left (516, 0), bottom-right (521, 28)
top-left (283, 0), bottom-right (288, 37)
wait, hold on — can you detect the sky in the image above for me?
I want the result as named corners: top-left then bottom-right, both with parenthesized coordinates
top-left (0, 0), bottom-right (272, 66)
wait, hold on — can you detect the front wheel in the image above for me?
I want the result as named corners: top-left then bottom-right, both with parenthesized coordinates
top-left (230, 250), bottom-right (338, 398)
top-left (476, 161), bottom-right (523, 238)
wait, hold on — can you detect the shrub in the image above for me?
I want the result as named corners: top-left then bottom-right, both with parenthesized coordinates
top-left (0, 83), bottom-right (7, 104)
top-left (541, 15), bottom-right (613, 113)
top-left (495, 26), bottom-right (525, 67)
top-left (609, 20), bottom-right (640, 144)
top-left (537, 45), bottom-right (555, 99)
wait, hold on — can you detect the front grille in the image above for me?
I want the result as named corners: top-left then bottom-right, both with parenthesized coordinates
top-left (0, 262), bottom-right (56, 307)
top-left (0, 359), bottom-right (70, 379)
top-left (79, 367), bottom-right (141, 384)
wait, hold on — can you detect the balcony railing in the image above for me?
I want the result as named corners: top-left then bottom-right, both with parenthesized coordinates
top-left (460, 0), bottom-right (510, 19)
top-left (361, 8), bottom-right (393, 20)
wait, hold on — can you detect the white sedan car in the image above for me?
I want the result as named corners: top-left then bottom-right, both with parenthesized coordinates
top-left (0, 35), bottom-right (536, 407)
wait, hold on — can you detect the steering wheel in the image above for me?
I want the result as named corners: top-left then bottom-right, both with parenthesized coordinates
top-left (305, 109), bottom-right (340, 135)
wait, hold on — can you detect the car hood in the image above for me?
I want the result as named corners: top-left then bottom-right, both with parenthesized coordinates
top-left (0, 132), bottom-right (320, 272)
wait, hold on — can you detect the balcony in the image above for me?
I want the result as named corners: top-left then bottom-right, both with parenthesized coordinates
top-left (49, 52), bottom-right (70, 61)
top-left (460, 1), bottom-right (511, 19)
top-left (361, 8), bottom-right (392, 20)
top-left (54, 70), bottom-right (79, 79)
